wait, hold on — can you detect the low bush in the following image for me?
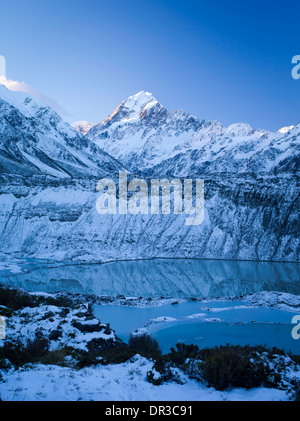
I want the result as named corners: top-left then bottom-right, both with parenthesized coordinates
top-left (25, 335), bottom-right (50, 359)
top-left (86, 334), bottom-right (163, 366)
top-left (149, 343), bottom-right (295, 391)
top-left (128, 334), bottom-right (162, 360)
top-left (99, 345), bottom-right (135, 365)
top-left (76, 353), bottom-right (99, 369)
top-left (0, 286), bottom-right (35, 311)
top-left (0, 340), bottom-right (31, 368)
top-left (39, 348), bottom-right (74, 366)
top-left (197, 345), bottom-right (269, 390)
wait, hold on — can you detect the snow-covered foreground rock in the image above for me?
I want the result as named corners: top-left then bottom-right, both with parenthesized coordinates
top-left (0, 356), bottom-right (290, 401)
top-left (0, 285), bottom-right (121, 355)
top-left (1, 285), bottom-right (300, 401)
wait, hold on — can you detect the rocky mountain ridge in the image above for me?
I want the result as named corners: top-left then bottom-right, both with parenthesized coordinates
top-left (0, 87), bottom-right (298, 262)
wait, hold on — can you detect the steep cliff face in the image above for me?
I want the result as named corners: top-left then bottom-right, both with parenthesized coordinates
top-left (0, 87), bottom-right (299, 263)
top-left (0, 174), bottom-right (298, 262)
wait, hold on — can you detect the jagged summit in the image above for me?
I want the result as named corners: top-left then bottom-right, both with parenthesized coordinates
top-left (98, 91), bottom-right (165, 130)
top-left (68, 89), bottom-right (299, 175)
top-left (84, 90), bottom-right (299, 174)
top-left (122, 91), bottom-right (158, 110)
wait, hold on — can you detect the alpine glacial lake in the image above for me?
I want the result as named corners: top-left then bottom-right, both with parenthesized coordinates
top-left (0, 258), bottom-right (299, 354)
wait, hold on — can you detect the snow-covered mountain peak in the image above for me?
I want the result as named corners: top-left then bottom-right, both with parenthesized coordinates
top-left (0, 84), bottom-right (123, 178)
top-left (0, 83), bottom-right (50, 119)
top-left (278, 125), bottom-right (295, 134)
top-left (69, 89), bottom-right (298, 175)
top-left (122, 91), bottom-right (157, 111)
top-left (0, 83), bottom-right (76, 138)
top-left (225, 123), bottom-right (255, 137)
top-left (71, 121), bottom-right (97, 135)
top-left (100, 90), bottom-right (163, 129)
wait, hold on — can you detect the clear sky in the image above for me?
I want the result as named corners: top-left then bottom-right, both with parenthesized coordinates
top-left (0, 0), bottom-right (299, 131)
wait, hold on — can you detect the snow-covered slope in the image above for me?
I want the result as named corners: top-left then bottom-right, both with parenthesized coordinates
top-left (149, 123), bottom-right (300, 177)
top-left (0, 87), bottom-right (299, 263)
top-left (86, 91), bottom-right (299, 176)
top-left (1, 175), bottom-right (298, 262)
top-left (0, 84), bottom-right (122, 178)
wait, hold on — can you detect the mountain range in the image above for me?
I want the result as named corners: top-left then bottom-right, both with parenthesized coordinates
top-left (0, 85), bottom-right (299, 263)
top-left (77, 91), bottom-right (299, 177)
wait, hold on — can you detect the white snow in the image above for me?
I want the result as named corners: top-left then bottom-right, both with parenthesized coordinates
top-left (6, 303), bottom-right (116, 352)
top-left (71, 121), bottom-right (97, 135)
top-left (86, 90), bottom-right (296, 177)
top-left (278, 125), bottom-right (295, 134)
top-left (0, 355), bottom-right (290, 401)
top-left (145, 316), bottom-right (177, 326)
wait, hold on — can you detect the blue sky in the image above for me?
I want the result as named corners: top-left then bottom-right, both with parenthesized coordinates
top-left (0, 0), bottom-right (299, 130)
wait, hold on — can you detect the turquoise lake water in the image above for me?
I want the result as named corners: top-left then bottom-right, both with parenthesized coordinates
top-left (0, 258), bottom-right (299, 354)
top-left (93, 300), bottom-right (299, 354)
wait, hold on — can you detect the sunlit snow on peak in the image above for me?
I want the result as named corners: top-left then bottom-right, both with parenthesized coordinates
top-left (278, 125), bottom-right (295, 134)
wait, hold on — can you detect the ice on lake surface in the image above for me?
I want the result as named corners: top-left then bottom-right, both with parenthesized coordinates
top-left (94, 301), bottom-right (300, 354)
top-left (0, 258), bottom-right (299, 354)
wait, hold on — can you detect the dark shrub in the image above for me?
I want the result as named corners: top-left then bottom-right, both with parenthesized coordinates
top-left (100, 345), bottom-right (135, 365)
top-left (43, 295), bottom-right (74, 308)
top-left (40, 348), bottom-right (71, 366)
top-left (147, 370), bottom-right (163, 386)
top-left (156, 343), bottom-right (291, 391)
top-left (25, 335), bottom-right (50, 358)
top-left (168, 344), bottom-right (273, 391)
top-left (128, 334), bottom-right (161, 360)
top-left (0, 286), bottom-right (35, 310)
top-left (0, 340), bottom-right (31, 368)
top-left (166, 343), bottom-right (200, 366)
top-left (198, 345), bottom-right (269, 390)
top-left (76, 353), bottom-right (99, 369)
